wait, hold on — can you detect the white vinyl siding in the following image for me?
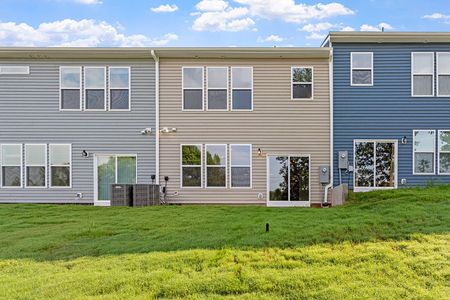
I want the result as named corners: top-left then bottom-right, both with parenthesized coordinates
top-left (109, 67), bottom-right (131, 111)
top-left (49, 144), bottom-right (72, 188)
top-left (437, 52), bottom-right (450, 97)
top-left (351, 52), bottom-right (373, 86)
top-left (25, 144), bottom-right (47, 188)
top-left (60, 66), bottom-right (82, 110)
top-left (1, 144), bottom-right (22, 188)
top-left (413, 130), bottom-right (436, 175)
top-left (412, 52), bottom-right (434, 97)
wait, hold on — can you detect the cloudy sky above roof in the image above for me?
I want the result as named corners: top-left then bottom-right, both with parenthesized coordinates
top-left (0, 0), bottom-right (449, 47)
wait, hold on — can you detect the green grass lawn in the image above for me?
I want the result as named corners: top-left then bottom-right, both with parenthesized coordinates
top-left (0, 186), bottom-right (449, 299)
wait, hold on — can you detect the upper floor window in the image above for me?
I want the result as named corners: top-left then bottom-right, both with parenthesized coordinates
top-left (292, 67), bottom-right (313, 100)
top-left (231, 67), bottom-right (252, 110)
top-left (85, 67), bottom-right (106, 110)
top-left (437, 52), bottom-right (450, 97)
top-left (413, 130), bottom-right (435, 175)
top-left (25, 144), bottom-right (46, 188)
top-left (207, 67), bottom-right (228, 110)
top-left (1, 144), bottom-right (22, 187)
top-left (351, 52), bottom-right (373, 86)
top-left (60, 67), bottom-right (81, 110)
top-left (0, 65), bottom-right (29, 75)
top-left (50, 144), bottom-right (71, 187)
top-left (109, 67), bottom-right (130, 110)
top-left (182, 67), bottom-right (203, 111)
top-left (412, 52), bottom-right (434, 97)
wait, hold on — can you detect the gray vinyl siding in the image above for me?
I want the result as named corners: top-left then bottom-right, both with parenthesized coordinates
top-left (333, 43), bottom-right (450, 188)
top-left (0, 59), bottom-right (156, 203)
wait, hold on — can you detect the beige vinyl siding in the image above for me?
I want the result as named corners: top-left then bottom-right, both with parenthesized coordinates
top-left (160, 58), bottom-right (330, 205)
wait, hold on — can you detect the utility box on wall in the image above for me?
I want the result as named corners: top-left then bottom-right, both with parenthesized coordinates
top-left (338, 151), bottom-right (348, 169)
top-left (319, 165), bottom-right (330, 184)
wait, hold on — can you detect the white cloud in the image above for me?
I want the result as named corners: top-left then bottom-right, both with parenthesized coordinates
top-left (191, 0), bottom-right (354, 32)
top-left (301, 22), bottom-right (334, 33)
top-left (423, 13), bottom-right (450, 20)
top-left (299, 22), bottom-right (354, 39)
top-left (73, 0), bottom-right (102, 4)
top-left (306, 32), bottom-right (327, 40)
top-left (257, 34), bottom-right (284, 42)
top-left (0, 19), bottom-right (178, 47)
top-left (360, 22), bottom-right (393, 32)
top-left (151, 4), bottom-right (179, 13)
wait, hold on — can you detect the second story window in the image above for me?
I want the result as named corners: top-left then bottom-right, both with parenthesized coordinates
top-left (109, 67), bottom-right (130, 110)
top-left (437, 52), bottom-right (450, 97)
top-left (292, 67), bottom-right (313, 100)
top-left (412, 52), bottom-right (434, 97)
top-left (85, 67), bottom-right (106, 110)
top-left (207, 67), bottom-right (228, 110)
top-left (60, 67), bottom-right (81, 110)
top-left (351, 52), bottom-right (373, 86)
top-left (183, 67), bottom-right (203, 111)
top-left (232, 67), bottom-right (252, 110)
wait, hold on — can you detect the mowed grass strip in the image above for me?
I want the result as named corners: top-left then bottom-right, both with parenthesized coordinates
top-left (0, 185), bottom-right (449, 299)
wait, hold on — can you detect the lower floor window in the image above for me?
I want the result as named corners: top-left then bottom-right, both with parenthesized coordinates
top-left (181, 145), bottom-right (202, 187)
top-left (268, 155), bottom-right (309, 201)
top-left (96, 155), bottom-right (137, 201)
top-left (413, 130), bottom-right (435, 175)
top-left (25, 144), bottom-right (46, 187)
top-left (230, 144), bottom-right (251, 187)
top-left (50, 144), bottom-right (72, 187)
top-left (206, 144), bottom-right (226, 187)
top-left (1, 144), bottom-right (22, 187)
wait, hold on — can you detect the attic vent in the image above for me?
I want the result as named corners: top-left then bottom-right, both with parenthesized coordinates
top-left (0, 65), bottom-right (29, 75)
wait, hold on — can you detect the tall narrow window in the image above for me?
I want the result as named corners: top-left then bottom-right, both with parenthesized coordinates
top-left (181, 145), bottom-right (202, 187)
top-left (413, 130), bottom-right (435, 175)
top-left (25, 144), bottom-right (46, 187)
top-left (85, 67), bottom-right (106, 110)
top-left (50, 144), bottom-right (71, 187)
top-left (109, 67), bottom-right (130, 110)
top-left (182, 67), bottom-right (203, 110)
top-left (438, 130), bottom-right (450, 174)
top-left (412, 53), bottom-right (434, 97)
top-left (230, 144), bottom-right (251, 188)
top-left (351, 52), bottom-right (373, 86)
top-left (292, 67), bottom-right (313, 99)
top-left (206, 144), bottom-right (226, 187)
top-left (60, 66), bottom-right (81, 110)
top-left (437, 52), bottom-right (450, 97)
top-left (207, 67), bottom-right (228, 110)
top-left (232, 67), bottom-right (252, 110)
top-left (1, 144), bottom-right (22, 187)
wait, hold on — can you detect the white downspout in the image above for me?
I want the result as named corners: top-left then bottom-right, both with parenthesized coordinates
top-left (323, 47), bottom-right (333, 206)
top-left (151, 50), bottom-right (160, 184)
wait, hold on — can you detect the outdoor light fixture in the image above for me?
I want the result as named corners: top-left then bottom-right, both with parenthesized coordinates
top-left (81, 150), bottom-right (89, 158)
top-left (257, 148), bottom-right (262, 156)
top-left (160, 127), bottom-right (177, 133)
top-left (401, 136), bottom-right (407, 144)
top-left (140, 128), bottom-right (152, 135)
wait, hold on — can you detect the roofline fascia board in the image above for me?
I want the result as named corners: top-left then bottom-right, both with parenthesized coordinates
top-left (326, 31), bottom-right (450, 44)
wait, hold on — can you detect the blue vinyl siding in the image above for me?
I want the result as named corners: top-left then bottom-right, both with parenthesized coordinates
top-left (333, 43), bottom-right (450, 188)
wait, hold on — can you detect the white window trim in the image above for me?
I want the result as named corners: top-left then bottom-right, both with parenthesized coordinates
top-left (411, 52), bottom-right (435, 97)
top-left (291, 66), bottom-right (314, 100)
top-left (266, 154), bottom-right (311, 207)
top-left (84, 66), bottom-right (107, 111)
top-left (412, 130), bottom-right (436, 175)
top-left (59, 66), bottom-right (82, 111)
top-left (437, 52), bottom-right (450, 97)
top-left (25, 144), bottom-right (47, 188)
top-left (353, 139), bottom-right (398, 192)
top-left (230, 144), bottom-right (252, 189)
top-left (205, 144), bottom-right (227, 188)
top-left (351, 52), bottom-right (373, 87)
top-left (108, 66), bottom-right (131, 111)
top-left (0, 144), bottom-right (23, 188)
top-left (49, 144), bottom-right (72, 188)
top-left (231, 66), bottom-right (253, 111)
top-left (182, 66), bottom-right (204, 111)
top-left (93, 154), bottom-right (138, 206)
top-left (0, 65), bottom-right (30, 75)
top-left (437, 129), bottom-right (450, 175)
top-left (206, 66), bottom-right (229, 111)
top-left (180, 144), bottom-right (203, 188)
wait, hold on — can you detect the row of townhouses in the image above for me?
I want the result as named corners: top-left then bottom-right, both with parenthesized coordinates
top-left (0, 32), bottom-right (449, 207)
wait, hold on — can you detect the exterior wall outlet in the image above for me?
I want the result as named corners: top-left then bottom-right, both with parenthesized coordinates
top-left (401, 178), bottom-right (407, 185)
top-left (76, 192), bottom-right (83, 199)
top-left (257, 193), bottom-right (264, 200)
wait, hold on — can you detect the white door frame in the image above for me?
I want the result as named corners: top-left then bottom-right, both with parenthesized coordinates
top-left (353, 139), bottom-right (398, 192)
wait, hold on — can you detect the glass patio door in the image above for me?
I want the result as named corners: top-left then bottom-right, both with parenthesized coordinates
top-left (96, 155), bottom-right (137, 202)
top-left (354, 140), bottom-right (397, 191)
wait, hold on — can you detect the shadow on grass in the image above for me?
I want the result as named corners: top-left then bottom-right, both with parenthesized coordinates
top-left (0, 185), bottom-right (449, 262)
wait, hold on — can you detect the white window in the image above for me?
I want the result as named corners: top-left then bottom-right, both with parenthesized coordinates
top-left (181, 144), bottom-right (202, 187)
top-left (50, 144), bottom-right (71, 187)
top-left (231, 67), bottom-right (253, 110)
top-left (60, 67), bottom-right (81, 110)
top-left (413, 130), bottom-right (435, 175)
top-left (85, 67), bottom-right (106, 110)
top-left (230, 144), bottom-right (251, 188)
top-left (438, 130), bottom-right (450, 174)
top-left (109, 67), bottom-right (130, 110)
top-left (292, 67), bottom-right (313, 99)
top-left (206, 144), bottom-right (227, 188)
top-left (0, 66), bottom-right (29, 75)
top-left (25, 144), bottom-right (46, 188)
top-left (207, 67), bottom-right (228, 110)
top-left (412, 52), bottom-right (434, 97)
top-left (182, 67), bottom-right (204, 111)
top-left (437, 53), bottom-right (450, 97)
top-left (1, 144), bottom-right (22, 187)
top-left (351, 52), bottom-right (373, 86)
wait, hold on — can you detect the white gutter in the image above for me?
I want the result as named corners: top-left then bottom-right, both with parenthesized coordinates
top-left (151, 50), bottom-right (160, 184)
top-left (323, 46), bottom-right (334, 206)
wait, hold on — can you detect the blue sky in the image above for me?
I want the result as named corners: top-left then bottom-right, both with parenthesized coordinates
top-left (0, 0), bottom-right (449, 47)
